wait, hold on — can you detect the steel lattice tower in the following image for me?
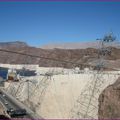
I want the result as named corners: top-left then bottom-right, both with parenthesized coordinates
top-left (70, 32), bottom-right (117, 119)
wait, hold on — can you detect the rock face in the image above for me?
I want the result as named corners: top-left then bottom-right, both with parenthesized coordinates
top-left (98, 77), bottom-right (120, 119)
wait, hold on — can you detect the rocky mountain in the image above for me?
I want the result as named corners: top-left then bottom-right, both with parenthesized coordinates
top-left (0, 41), bottom-right (28, 48)
top-left (98, 77), bottom-right (120, 119)
top-left (0, 41), bottom-right (120, 68)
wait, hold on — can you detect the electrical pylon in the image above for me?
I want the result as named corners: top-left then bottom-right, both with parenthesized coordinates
top-left (70, 32), bottom-right (117, 119)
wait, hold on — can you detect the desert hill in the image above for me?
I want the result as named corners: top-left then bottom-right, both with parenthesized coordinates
top-left (0, 41), bottom-right (120, 68)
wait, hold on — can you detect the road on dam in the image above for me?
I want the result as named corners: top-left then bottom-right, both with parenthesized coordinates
top-left (0, 88), bottom-right (43, 119)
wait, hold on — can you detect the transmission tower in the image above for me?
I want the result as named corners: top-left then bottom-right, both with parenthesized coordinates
top-left (70, 32), bottom-right (117, 119)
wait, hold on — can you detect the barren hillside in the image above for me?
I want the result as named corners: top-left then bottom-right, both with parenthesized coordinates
top-left (0, 41), bottom-right (120, 68)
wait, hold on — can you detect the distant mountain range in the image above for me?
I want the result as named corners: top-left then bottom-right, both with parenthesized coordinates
top-left (0, 41), bottom-right (28, 48)
top-left (0, 41), bottom-right (119, 49)
top-left (41, 41), bottom-right (120, 49)
top-left (0, 41), bottom-right (120, 69)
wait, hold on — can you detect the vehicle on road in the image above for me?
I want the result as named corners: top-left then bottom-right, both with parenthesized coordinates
top-left (7, 108), bottom-right (14, 114)
top-left (2, 94), bottom-right (5, 97)
top-left (5, 102), bottom-right (8, 105)
top-left (7, 109), bottom-right (27, 117)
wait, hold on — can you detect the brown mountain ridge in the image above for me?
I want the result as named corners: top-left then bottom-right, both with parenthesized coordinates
top-left (0, 41), bottom-right (120, 68)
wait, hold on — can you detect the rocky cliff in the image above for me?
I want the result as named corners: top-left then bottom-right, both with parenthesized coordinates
top-left (98, 77), bottom-right (120, 119)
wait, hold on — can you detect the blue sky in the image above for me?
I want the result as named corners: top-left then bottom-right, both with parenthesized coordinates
top-left (0, 2), bottom-right (120, 46)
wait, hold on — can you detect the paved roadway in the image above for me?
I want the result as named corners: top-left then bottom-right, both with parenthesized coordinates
top-left (0, 88), bottom-right (43, 119)
top-left (0, 91), bottom-right (31, 118)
